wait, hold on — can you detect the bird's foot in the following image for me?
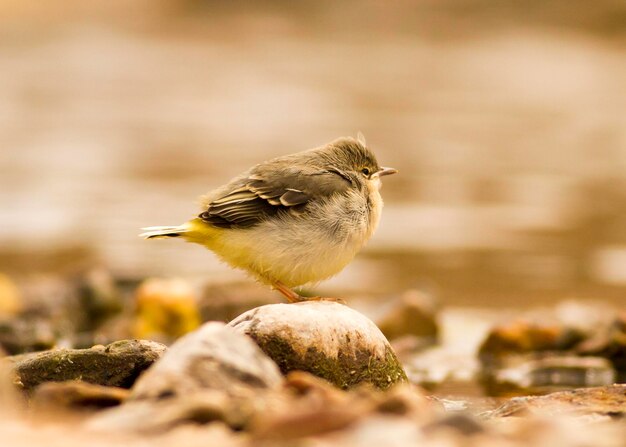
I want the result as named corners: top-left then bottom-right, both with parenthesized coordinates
top-left (272, 281), bottom-right (306, 303)
top-left (272, 282), bottom-right (346, 305)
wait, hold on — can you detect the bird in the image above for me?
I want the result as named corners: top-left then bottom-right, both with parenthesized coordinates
top-left (140, 135), bottom-right (397, 303)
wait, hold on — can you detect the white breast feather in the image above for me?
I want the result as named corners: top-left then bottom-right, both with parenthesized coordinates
top-left (213, 186), bottom-right (384, 287)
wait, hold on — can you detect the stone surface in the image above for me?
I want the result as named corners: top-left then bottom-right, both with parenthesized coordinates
top-left (229, 302), bottom-right (407, 390)
top-left (487, 384), bottom-right (626, 418)
top-left (132, 277), bottom-right (201, 342)
top-left (0, 317), bottom-right (57, 355)
top-left (0, 271), bottom-right (126, 354)
top-left (485, 355), bottom-right (616, 396)
top-left (251, 371), bottom-right (432, 442)
top-left (74, 269), bottom-right (124, 333)
top-left (577, 312), bottom-right (626, 382)
top-left (31, 381), bottom-right (130, 410)
top-left (88, 322), bottom-right (284, 432)
top-left (0, 347), bottom-right (22, 414)
top-left (8, 339), bottom-right (166, 391)
top-left (376, 290), bottom-right (439, 344)
top-left (0, 273), bottom-right (22, 316)
top-left (478, 320), bottom-right (585, 368)
top-left (476, 311), bottom-right (626, 395)
top-left (88, 392), bottom-right (270, 433)
top-left (130, 321), bottom-right (283, 400)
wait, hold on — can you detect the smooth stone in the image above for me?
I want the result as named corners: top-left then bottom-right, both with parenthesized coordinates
top-left (487, 384), bottom-right (626, 418)
top-left (130, 321), bottom-right (283, 400)
top-left (228, 301), bottom-right (407, 390)
top-left (478, 320), bottom-right (585, 369)
top-left (0, 273), bottom-right (22, 316)
top-left (376, 290), bottom-right (439, 343)
top-left (0, 317), bottom-right (57, 356)
top-left (251, 372), bottom-right (431, 441)
top-left (31, 381), bottom-right (129, 410)
top-left (477, 315), bottom-right (624, 396)
top-left (487, 355), bottom-right (616, 396)
top-left (132, 277), bottom-right (201, 342)
top-left (577, 312), bottom-right (626, 382)
top-left (88, 322), bottom-right (283, 432)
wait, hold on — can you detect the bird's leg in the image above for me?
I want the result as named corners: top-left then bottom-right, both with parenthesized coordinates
top-left (272, 281), bottom-right (346, 304)
top-left (272, 281), bottom-right (306, 303)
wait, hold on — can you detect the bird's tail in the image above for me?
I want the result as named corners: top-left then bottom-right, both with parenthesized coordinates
top-left (139, 224), bottom-right (189, 239)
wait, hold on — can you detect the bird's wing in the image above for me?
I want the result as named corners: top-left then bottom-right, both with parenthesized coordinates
top-left (199, 165), bottom-right (352, 229)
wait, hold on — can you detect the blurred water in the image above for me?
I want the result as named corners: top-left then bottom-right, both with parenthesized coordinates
top-left (0, 2), bottom-right (625, 306)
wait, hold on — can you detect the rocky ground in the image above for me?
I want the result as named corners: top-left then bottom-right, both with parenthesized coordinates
top-left (1, 2), bottom-right (625, 445)
top-left (1, 271), bottom-right (625, 446)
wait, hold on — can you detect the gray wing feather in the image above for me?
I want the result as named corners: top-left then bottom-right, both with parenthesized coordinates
top-left (199, 165), bottom-right (350, 229)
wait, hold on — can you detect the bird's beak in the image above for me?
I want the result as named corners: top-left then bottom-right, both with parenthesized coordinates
top-left (377, 167), bottom-right (398, 177)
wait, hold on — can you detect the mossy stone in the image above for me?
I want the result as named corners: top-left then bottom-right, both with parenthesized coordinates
top-left (229, 302), bottom-right (407, 390)
top-left (8, 339), bottom-right (166, 391)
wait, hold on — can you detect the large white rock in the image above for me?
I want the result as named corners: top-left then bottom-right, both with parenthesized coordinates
top-left (130, 321), bottom-right (283, 400)
top-left (229, 301), bottom-right (407, 390)
top-left (88, 322), bottom-right (283, 432)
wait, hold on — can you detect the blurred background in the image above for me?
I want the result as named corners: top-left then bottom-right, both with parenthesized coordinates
top-left (1, 0), bottom-right (626, 308)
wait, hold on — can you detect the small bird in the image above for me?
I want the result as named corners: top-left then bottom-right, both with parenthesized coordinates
top-left (140, 135), bottom-right (396, 303)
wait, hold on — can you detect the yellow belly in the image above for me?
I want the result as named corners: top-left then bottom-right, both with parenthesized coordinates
top-left (183, 187), bottom-right (383, 288)
top-left (183, 215), bottom-right (365, 288)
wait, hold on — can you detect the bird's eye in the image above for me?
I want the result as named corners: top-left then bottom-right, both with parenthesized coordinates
top-left (361, 167), bottom-right (370, 176)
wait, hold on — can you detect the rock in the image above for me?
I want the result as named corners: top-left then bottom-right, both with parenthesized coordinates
top-left (487, 384), bottom-right (626, 418)
top-left (130, 321), bottom-right (283, 400)
top-left (477, 315), bottom-right (625, 396)
top-left (553, 300), bottom-right (618, 336)
top-left (31, 381), bottom-right (129, 411)
top-left (228, 302), bottom-right (407, 390)
top-left (251, 390), bottom-right (367, 440)
top-left (0, 275), bottom-right (79, 355)
top-left (8, 339), bottom-right (166, 391)
top-left (74, 269), bottom-right (124, 333)
top-left (2, 411), bottom-right (246, 447)
top-left (151, 424), bottom-right (246, 447)
top-left (88, 392), bottom-right (264, 433)
top-left (376, 290), bottom-right (439, 345)
top-left (364, 382), bottom-right (436, 419)
top-left (478, 320), bottom-right (585, 369)
top-left (0, 271), bottom-right (127, 354)
top-left (328, 415), bottom-right (427, 447)
top-left (88, 322), bottom-right (284, 432)
top-left (485, 356), bottom-right (616, 396)
top-left (284, 369), bottom-right (345, 395)
top-left (0, 273), bottom-right (22, 316)
top-left (132, 277), bottom-right (201, 342)
top-left (577, 312), bottom-right (626, 382)
top-left (389, 336), bottom-right (437, 362)
top-left (423, 413), bottom-right (485, 436)
top-left (0, 317), bottom-right (57, 355)
top-left (14, 275), bottom-right (80, 324)
top-left (404, 345), bottom-right (479, 390)
top-left (0, 347), bottom-right (22, 415)
top-left (199, 281), bottom-right (281, 323)
top-left (251, 372), bottom-right (432, 441)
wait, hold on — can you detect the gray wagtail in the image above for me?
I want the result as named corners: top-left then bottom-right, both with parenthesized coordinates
top-left (141, 135), bottom-right (397, 303)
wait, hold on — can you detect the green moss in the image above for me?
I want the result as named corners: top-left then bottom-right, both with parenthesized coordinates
top-left (10, 340), bottom-right (166, 391)
top-left (250, 333), bottom-right (407, 390)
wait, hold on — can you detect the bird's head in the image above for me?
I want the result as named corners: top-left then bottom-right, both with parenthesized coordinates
top-left (317, 134), bottom-right (397, 190)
